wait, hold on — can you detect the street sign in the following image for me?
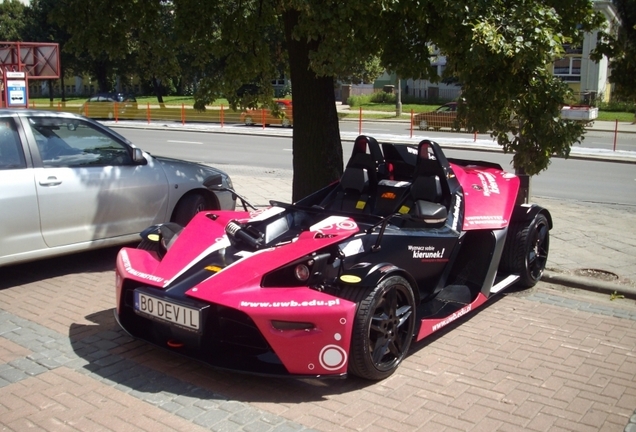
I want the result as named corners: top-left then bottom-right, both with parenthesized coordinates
top-left (6, 79), bottom-right (27, 107)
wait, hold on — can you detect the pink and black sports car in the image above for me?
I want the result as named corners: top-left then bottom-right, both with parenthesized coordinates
top-left (114, 136), bottom-right (551, 380)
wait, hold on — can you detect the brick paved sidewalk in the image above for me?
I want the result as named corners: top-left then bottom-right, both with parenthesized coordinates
top-left (1, 253), bottom-right (635, 431)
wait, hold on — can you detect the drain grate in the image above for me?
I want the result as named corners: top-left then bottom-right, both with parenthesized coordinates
top-left (574, 268), bottom-right (619, 282)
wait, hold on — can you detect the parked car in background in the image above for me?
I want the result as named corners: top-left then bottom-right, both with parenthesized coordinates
top-left (0, 109), bottom-right (236, 267)
top-left (80, 92), bottom-right (139, 120)
top-left (241, 100), bottom-right (293, 127)
top-left (412, 102), bottom-right (462, 131)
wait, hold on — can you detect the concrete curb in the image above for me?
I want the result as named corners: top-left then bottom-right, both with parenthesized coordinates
top-left (543, 271), bottom-right (636, 300)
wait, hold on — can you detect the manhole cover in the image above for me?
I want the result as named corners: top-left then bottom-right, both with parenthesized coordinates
top-left (574, 268), bottom-right (619, 282)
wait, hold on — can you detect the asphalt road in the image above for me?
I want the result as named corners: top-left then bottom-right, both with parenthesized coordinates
top-left (339, 121), bottom-right (636, 153)
top-left (114, 127), bottom-right (636, 206)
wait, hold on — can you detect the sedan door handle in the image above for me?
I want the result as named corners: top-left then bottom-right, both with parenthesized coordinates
top-left (39, 176), bottom-right (62, 186)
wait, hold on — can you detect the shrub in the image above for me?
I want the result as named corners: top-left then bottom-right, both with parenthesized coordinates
top-left (598, 100), bottom-right (636, 113)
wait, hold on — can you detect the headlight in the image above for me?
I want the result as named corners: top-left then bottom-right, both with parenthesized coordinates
top-left (294, 264), bottom-right (311, 282)
top-left (262, 253), bottom-right (332, 288)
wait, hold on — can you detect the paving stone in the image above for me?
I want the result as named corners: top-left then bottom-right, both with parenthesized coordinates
top-left (8, 357), bottom-right (48, 376)
top-left (192, 410), bottom-right (236, 430)
top-left (0, 365), bottom-right (28, 383)
top-left (175, 405), bottom-right (206, 421)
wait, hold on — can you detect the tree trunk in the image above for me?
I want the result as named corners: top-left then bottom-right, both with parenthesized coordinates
top-left (152, 77), bottom-right (165, 106)
top-left (284, 10), bottom-right (343, 202)
top-left (48, 79), bottom-right (54, 102)
top-left (514, 163), bottom-right (531, 205)
top-left (60, 74), bottom-right (66, 102)
top-left (94, 63), bottom-right (109, 93)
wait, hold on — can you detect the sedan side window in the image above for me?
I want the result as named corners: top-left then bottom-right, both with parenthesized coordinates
top-left (0, 119), bottom-right (26, 170)
top-left (27, 118), bottom-right (133, 168)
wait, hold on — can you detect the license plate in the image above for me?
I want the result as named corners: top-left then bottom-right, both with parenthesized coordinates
top-left (134, 291), bottom-right (201, 332)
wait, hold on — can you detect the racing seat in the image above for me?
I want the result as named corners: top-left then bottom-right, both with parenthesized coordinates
top-left (321, 135), bottom-right (387, 213)
top-left (398, 140), bottom-right (444, 215)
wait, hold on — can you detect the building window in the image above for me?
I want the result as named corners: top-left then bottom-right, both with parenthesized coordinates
top-left (553, 56), bottom-right (582, 82)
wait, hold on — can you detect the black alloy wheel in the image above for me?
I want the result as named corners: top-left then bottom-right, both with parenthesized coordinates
top-left (345, 275), bottom-right (416, 380)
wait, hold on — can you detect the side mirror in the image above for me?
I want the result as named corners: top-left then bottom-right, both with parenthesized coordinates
top-left (132, 148), bottom-right (147, 165)
top-left (203, 174), bottom-right (224, 190)
top-left (412, 201), bottom-right (447, 226)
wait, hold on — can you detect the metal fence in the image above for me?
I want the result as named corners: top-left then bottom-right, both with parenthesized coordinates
top-left (26, 101), bottom-right (636, 153)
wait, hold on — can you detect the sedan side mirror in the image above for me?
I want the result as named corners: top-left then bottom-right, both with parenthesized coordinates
top-left (132, 148), bottom-right (147, 165)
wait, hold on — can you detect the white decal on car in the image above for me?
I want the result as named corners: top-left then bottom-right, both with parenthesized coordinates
top-left (432, 304), bottom-right (472, 332)
top-left (476, 171), bottom-right (500, 196)
top-left (408, 245), bottom-right (447, 261)
top-left (451, 194), bottom-right (462, 231)
top-left (240, 298), bottom-right (341, 308)
top-left (121, 250), bottom-right (165, 283)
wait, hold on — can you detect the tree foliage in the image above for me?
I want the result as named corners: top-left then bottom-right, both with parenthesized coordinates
top-left (594, 0), bottom-right (636, 104)
top-left (435, 1), bottom-right (606, 175)
top-left (0, 0), bottom-right (26, 41)
top-left (31, 0), bottom-right (606, 199)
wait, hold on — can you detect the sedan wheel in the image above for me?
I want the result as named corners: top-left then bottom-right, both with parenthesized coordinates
top-left (346, 276), bottom-right (416, 380)
top-left (418, 120), bottom-right (428, 131)
top-left (281, 118), bottom-right (291, 128)
top-left (173, 193), bottom-right (211, 226)
top-left (244, 116), bottom-right (254, 126)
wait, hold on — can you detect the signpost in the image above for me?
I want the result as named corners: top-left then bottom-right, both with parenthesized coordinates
top-left (0, 41), bottom-right (60, 108)
top-left (5, 71), bottom-right (27, 108)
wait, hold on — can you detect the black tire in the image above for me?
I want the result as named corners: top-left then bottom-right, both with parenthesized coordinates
top-left (173, 193), bottom-right (211, 226)
top-left (343, 276), bottom-right (416, 380)
top-left (500, 213), bottom-right (550, 288)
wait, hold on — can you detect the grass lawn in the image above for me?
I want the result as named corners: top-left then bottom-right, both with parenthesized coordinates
top-left (28, 96), bottom-right (634, 122)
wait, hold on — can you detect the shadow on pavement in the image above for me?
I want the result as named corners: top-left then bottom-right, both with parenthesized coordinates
top-left (68, 309), bottom-right (372, 406)
top-left (0, 244), bottom-right (132, 290)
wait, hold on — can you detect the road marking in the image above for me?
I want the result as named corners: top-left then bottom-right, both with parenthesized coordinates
top-left (167, 140), bottom-right (203, 145)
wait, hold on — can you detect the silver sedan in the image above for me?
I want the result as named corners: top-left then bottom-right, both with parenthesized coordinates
top-left (0, 109), bottom-right (236, 267)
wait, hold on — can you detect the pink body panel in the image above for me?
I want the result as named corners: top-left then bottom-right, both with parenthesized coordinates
top-left (416, 293), bottom-right (488, 340)
top-left (152, 210), bottom-right (250, 282)
top-left (184, 216), bottom-right (361, 376)
top-left (451, 163), bottom-right (519, 230)
top-left (116, 210), bottom-right (363, 376)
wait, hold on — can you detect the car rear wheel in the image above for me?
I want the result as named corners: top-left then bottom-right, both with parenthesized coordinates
top-left (500, 213), bottom-right (550, 288)
top-left (418, 120), bottom-right (428, 130)
top-left (343, 276), bottom-right (416, 380)
top-left (244, 116), bottom-right (254, 126)
top-left (281, 118), bottom-right (291, 128)
top-left (173, 193), bottom-right (212, 226)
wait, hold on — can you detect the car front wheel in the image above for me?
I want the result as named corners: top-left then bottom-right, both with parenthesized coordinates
top-left (244, 116), bottom-right (254, 126)
top-left (344, 275), bottom-right (416, 380)
top-left (173, 193), bottom-right (212, 226)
